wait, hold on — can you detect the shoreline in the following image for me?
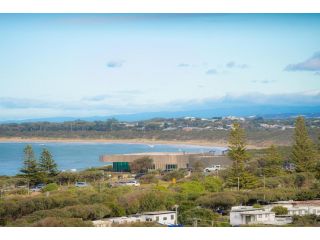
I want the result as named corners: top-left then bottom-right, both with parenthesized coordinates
top-left (0, 137), bottom-right (266, 149)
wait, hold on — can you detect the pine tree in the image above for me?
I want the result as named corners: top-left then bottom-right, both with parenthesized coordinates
top-left (228, 122), bottom-right (249, 173)
top-left (20, 145), bottom-right (38, 177)
top-left (263, 145), bottom-right (283, 177)
top-left (292, 116), bottom-right (316, 172)
top-left (226, 122), bottom-right (258, 189)
top-left (39, 148), bottom-right (58, 176)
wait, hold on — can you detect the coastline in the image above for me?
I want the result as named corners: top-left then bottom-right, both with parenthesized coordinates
top-left (0, 137), bottom-right (266, 149)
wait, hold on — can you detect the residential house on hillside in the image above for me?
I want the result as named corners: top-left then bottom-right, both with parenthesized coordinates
top-left (92, 210), bottom-right (177, 227)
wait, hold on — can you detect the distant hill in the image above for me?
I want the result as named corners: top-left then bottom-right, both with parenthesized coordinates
top-left (1, 105), bottom-right (320, 123)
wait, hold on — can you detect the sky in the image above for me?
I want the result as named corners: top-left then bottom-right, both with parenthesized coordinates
top-left (0, 14), bottom-right (319, 120)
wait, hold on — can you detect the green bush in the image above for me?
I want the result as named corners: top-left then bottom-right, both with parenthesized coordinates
top-left (197, 192), bottom-right (247, 210)
top-left (162, 170), bottom-right (186, 181)
top-left (139, 173), bottom-right (159, 184)
top-left (179, 207), bottom-right (217, 226)
top-left (32, 217), bottom-right (93, 227)
top-left (271, 206), bottom-right (288, 215)
top-left (175, 181), bottom-right (205, 200)
top-left (203, 176), bottom-right (223, 192)
top-left (42, 183), bottom-right (59, 192)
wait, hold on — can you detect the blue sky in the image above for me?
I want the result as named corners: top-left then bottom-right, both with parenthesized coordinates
top-left (0, 14), bottom-right (319, 120)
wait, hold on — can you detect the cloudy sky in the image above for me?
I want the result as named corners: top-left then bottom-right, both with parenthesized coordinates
top-left (0, 14), bottom-right (319, 120)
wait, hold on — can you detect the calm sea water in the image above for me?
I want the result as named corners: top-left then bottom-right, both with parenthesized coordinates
top-left (0, 142), bottom-right (225, 176)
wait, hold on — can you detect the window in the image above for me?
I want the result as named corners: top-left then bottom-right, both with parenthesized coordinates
top-left (258, 214), bottom-right (262, 218)
top-left (171, 215), bottom-right (174, 220)
top-left (156, 216), bottom-right (159, 221)
top-left (163, 217), bottom-right (167, 221)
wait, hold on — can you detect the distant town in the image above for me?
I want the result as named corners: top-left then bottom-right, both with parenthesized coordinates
top-left (1, 116), bottom-right (319, 147)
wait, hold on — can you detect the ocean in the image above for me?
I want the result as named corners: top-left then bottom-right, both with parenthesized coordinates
top-left (0, 142), bottom-right (226, 176)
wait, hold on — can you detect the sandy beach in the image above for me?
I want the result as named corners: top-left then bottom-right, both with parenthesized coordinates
top-left (0, 137), bottom-right (267, 149)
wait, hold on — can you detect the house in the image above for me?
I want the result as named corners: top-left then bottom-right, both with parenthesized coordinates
top-left (92, 210), bottom-right (177, 227)
top-left (266, 200), bottom-right (320, 216)
top-left (141, 211), bottom-right (177, 225)
top-left (230, 206), bottom-right (276, 226)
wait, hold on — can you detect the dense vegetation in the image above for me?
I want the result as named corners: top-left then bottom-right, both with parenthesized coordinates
top-left (1, 117), bottom-right (320, 146)
top-left (0, 116), bottom-right (320, 227)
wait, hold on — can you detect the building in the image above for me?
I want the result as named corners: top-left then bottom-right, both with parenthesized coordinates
top-left (266, 200), bottom-right (320, 216)
top-left (92, 211), bottom-right (177, 227)
top-left (100, 152), bottom-right (231, 172)
top-left (230, 206), bottom-right (276, 226)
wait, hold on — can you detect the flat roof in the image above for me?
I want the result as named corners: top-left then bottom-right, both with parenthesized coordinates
top-left (142, 211), bottom-right (176, 215)
top-left (240, 210), bottom-right (273, 215)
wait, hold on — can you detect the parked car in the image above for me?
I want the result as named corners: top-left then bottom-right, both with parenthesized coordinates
top-left (122, 180), bottom-right (140, 186)
top-left (204, 165), bottom-right (221, 172)
top-left (75, 182), bottom-right (89, 187)
top-left (30, 183), bottom-right (46, 192)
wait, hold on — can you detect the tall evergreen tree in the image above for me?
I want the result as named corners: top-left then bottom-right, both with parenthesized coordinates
top-left (20, 145), bottom-right (38, 177)
top-left (292, 116), bottom-right (316, 172)
top-left (262, 145), bottom-right (283, 177)
top-left (226, 122), bottom-right (258, 189)
top-left (39, 148), bottom-right (58, 176)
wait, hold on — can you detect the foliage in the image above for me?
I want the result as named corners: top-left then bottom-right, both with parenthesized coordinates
top-left (292, 215), bottom-right (320, 226)
top-left (139, 173), bottom-right (159, 184)
top-left (292, 116), bottom-right (317, 172)
top-left (39, 148), bottom-right (58, 176)
top-left (179, 207), bottom-right (217, 226)
top-left (42, 183), bottom-right (59, 192)
top-left (259, 145), bottom-right (284, 177)
top-left (197, 192), bottom-right (247, 210)
top-left (32, 217), bottom-right (93, 227)
top-left (271, 206), bottom-right (288, 215)
top-left (226, 123), bottom-right (259, 189)
top-left (175, 181), bottom-right (205, 200)
top-left (20, 145), bottom-right (40, 184)
top-left (162, 169), bottom-right (186, 181)
top-left (253, 203), bottom-right (262, 208)
top-left (203, 176), bottom-right (223, 192)
top-left (129, 157), bottom-right (154, 173)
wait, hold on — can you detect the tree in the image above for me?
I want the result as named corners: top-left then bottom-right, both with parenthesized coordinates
top-left (226, 123), bottom-right (258, 189)
top-left (20, 145), bottom-right (39, 183)
top-left (129, 157), bottom-right (154, 173)
top-left (228, 122), bottom-right (249, 173)
top-left (292, 116), bottom-right (317, 172)
top-left (271, 206), bottom-right (288, 215)
top-left (39, 148), bottom-right (58, 176)
top-left (260, 145), bottom-right (283, 177)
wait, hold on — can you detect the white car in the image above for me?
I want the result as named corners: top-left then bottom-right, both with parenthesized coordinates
top-left (204, 165), bottom-right (221, 172)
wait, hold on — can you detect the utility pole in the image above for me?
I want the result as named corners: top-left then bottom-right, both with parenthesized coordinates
top-left (174, 205), bottom-right (179, 225)
top-left (263, 175), bottom-right (266, 201)
top-left (237, 177), bottom-right (240, 191)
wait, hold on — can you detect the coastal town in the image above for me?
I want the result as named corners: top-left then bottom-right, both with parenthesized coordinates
top-left (1, 116), bottom-right (320, 227)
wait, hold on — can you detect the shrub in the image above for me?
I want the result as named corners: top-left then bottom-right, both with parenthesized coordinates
top-left (32, 217), bottom-right (93, 227)
top-left (271, 206), bottom-right (288, 215)
top-left (162, 170), bottom-right (186, 182)
top-left (295, 190), bottom-right (317, 201)
top-left (197, 192), bottom-right (238, 210)
top-left (292, 215), bottom-right (320, 226)
top-left (179, 207), bottom-right (217, 226)
top-left (139, 173), bottom-right (159, 184)
top-left (42, 183), bottom-right (59, 192)
top-left (203, 176), bottom-right (223, 192)
top-left (175, 181), bottom-right (205, 200)
top-left (253, 203), bottom-right (262, 209)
